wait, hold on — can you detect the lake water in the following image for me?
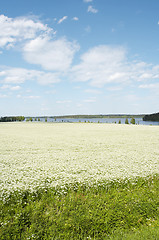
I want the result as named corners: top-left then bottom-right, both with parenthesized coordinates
top-left (30, 117), bottom-right (159, 125)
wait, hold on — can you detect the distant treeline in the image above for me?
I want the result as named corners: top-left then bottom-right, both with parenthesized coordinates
top-left (3, 113), bottom-right (159, 122)
top-left (0, 116), bottom-right (25, 122)
top-left (143, 112), bottom-right (159, 122)
top-left (50, 114), bottom-right (144, 119)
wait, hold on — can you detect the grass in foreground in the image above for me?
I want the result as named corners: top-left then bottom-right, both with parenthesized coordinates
top-left (0, 175), bottom-right (159, 240)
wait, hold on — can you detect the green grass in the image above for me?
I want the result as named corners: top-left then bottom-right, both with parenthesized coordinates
top-left (1, 175), bottom-right (159, 240)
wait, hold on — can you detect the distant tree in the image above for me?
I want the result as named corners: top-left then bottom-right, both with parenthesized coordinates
top-left (38, 118), bottom-right (40, 121)
top-left (118, 120), bottom-right (121, 124)
top-left (45, 118), bottom-right (47, 122)
top-left (35, 118), bottom-right (37, 121)
top-left (17, 116), bottom-right (25, 121)
top-left (125, 118), bottom-right (129, 124)
top-left (143, 112), bottom-right (159, 122)
top-left (130, 117), bottom-right (135, 124)
top-left (29, 117), bottom-right (33, 122)
top-left (0, 116), bottom-right (25, 122)
top-left (54, 118), bottom-right (56, 121)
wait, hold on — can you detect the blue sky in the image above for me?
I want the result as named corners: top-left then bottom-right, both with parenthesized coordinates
top-left (0, 0), bottom-right (159, 116)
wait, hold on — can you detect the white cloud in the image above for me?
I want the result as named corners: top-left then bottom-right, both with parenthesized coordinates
top-left (83, 97), bottom-right (96, 103)
top-left (71, 45), bottom-right (159, 88)
top-left (71, 45), bottom-right (127, 87)
top-left (72, 17), bottom-right (79, 21)
top-left (107, 86), bottom-right (122, 91)
top-left (0, 71), bottom-right (6, 76)
top-left (139, 71), bottom-right (159, 80)
top-left (1, 84), bottom-right (10, 89)
top-left (10, 86), bottom-right (21, 91)
top-left (1, 68), bottom-right (30, 83)
top-left (24, 95), bottom-right (40, 99)
top-left (139, 73), bottom-right (153, 79)
top-left (0, 67), bottom-right (61, 85)
top-left (56, 100), bottom-right (71, 104)
top-left (125, 94), bottom-right (139, 102)
top-left (84, 89), bottom-right (101, 94)
top-left (88, 5), bottom-right (98, 13)
top-left (58, 16), bottom-right (68, 24)
top-left (0, 94), bottom-right (8, 98)
top-left (84, 0), bottom-right (93, 3)
top-left (17, 94), bottom-right (40, 99)
top-left (1, 84), bottom-right (21, 91)
top-left (23, 37), bottom-right (79, 71)
top-left (139, 83), bottom-right (159, 89)
top-left (0, 14), bottom-right (79, 74)
top-left (0, 14), bottom-right (52, 48)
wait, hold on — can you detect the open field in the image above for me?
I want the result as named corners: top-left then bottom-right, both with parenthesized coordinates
top-left (1, 122), bottom-right (159, 196)
top-left (0, 122), bottom-right (159, 239)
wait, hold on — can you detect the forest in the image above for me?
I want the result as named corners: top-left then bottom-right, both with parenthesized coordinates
top-left (143, 112), bottom-right (159, 122)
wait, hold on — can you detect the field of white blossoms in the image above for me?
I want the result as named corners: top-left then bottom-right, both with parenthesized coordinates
top-left (1, 122), bottom-right (159, 198)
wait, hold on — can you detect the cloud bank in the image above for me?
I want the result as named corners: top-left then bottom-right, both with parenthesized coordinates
top-left (58, 16), bottom-right (68, 24)
top-left (71, 45), bottom-right (159, 88)
top-left (88, 6), bottom-right (98, 13)
top-left (23, 37), bottom-right (80, 71)
top-left (0, 67), bottom-right (61, 85)
top-left (0, 14), bottom-right (52, 48)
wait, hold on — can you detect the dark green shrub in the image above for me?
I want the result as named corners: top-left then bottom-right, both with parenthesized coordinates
top-left (130, 118), bottom-right (135, 124)
top-left (125, 118), bottom-right (129, 124)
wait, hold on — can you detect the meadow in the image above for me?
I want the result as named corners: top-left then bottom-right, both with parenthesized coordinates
top-left (0, 122), bottom-right (159, 239)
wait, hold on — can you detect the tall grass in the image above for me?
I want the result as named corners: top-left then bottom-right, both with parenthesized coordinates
top-left (1, 175), bottom-right (158, 239)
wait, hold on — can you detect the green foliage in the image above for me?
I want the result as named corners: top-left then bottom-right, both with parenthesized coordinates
top-left (53, 114), bottom-right (144, 119)
top-left (29, 117), bottom-right (33, 122)
top-left (130, 117), bottom-right (135, 125)
top-left (118, 120), bottom-right (121, 124)
top-left (125, 118), bottom-right (129, 124)
top-left (45, 118), bottom-right (47, 122)
top-left (143, 112), bottom-right (159, 122)
top-left (1, 175), bottom-right (158, 240)
top-left (38, 118), bottom-right (40, 121)
top-left (0, 116), bottom-right (25, 122)
top-left (107, 224), bottom-right (159, 240)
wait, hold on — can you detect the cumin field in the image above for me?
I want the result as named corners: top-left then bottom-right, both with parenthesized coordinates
top-left (0, 122), bottom-right (159, 239)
